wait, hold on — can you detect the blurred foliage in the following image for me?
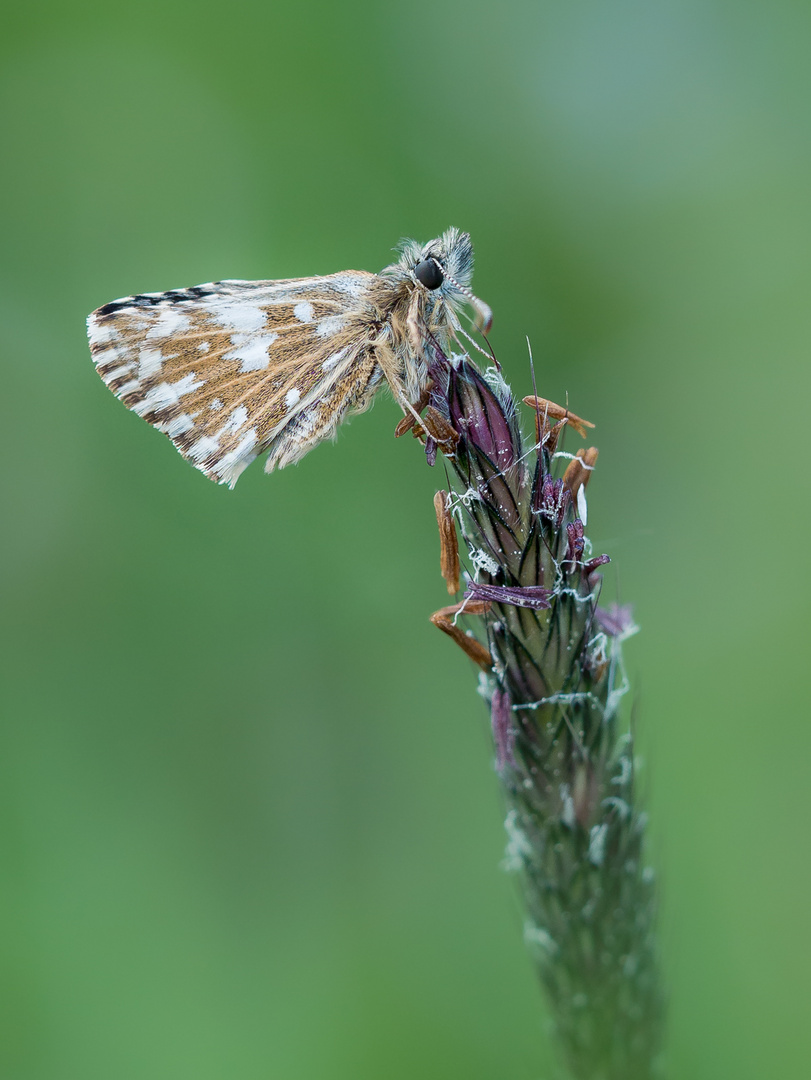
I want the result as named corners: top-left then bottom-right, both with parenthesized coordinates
top-left (1, 2), bottom-right (809, 1078)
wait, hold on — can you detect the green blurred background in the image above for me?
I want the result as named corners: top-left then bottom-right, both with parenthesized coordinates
top-left (2, 2), bottom-right (809, 1077)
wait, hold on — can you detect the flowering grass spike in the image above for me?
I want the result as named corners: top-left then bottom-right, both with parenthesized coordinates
top-left (419, 354), bottom-right (664, 1080)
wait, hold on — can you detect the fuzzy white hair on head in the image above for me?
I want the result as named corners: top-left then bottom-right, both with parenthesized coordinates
top-left (395, 228), bottom-right (491, 333)
top-left (421, 227), bottom-right (474, 292)
top-left (394, 227), bottom-right (474, 294)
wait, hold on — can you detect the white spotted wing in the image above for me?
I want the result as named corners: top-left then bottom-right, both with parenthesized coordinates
top-left (88, 274), bottom-right (385, 487)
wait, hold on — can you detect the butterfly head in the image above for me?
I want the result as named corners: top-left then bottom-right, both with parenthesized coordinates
top-left (396, 228), bottom-right (492, 334)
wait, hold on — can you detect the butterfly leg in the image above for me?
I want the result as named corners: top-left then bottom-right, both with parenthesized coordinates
top-left (393, 386), bottom-right (431, 437)
top-left (391, 385), bottom-right (460, 457)
top-left (377, 354), bottom-right (438, 442)
top-left (406, 288), bottom-right (426, 355)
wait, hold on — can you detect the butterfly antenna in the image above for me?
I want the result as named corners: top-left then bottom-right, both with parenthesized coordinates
top-left (432, 259), bottom-right (493, 335)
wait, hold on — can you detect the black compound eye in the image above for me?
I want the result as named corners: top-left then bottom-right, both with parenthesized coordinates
top-left (414, 258), bottom-right (444, 290)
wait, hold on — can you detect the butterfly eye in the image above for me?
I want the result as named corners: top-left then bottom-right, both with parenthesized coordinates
top-left (414, 258), bottom-right (444, 290)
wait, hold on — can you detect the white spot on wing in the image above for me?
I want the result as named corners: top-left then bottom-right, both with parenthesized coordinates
top-left (223, 406), bottom-right (249, 434)
top-left (331, 274), bottom-right (368, 298)
top-left (285, 388), bottom-right (301, 409)
top-left (293, 301), bottom-right (314, 323)
top-left (198, 341), bottom-right (211, 352)
top-left (93, 345), bottom-right (124, 369)
top-left (207, 300), bottom-right (267, 333)
top-left (315, 315), bottom-right (346, 339)
top-left (223, 332), bottom-right (278, 372)
top-left (131, 372), bottom-right (204, 415)
top-left (211, 430), bottom-right (258, 488)
top-left (322, 346), bottom-right (350, 371)
top-left (209, 398), bottom-right (224, 411)
top-left (156, 413), bottom-right (196, 437)
top-left (146, 309), bottom-right (191, 339)
top-left (88, 320), bottom-right (118, 347)
top-left (189, 435), bottom-right (220, 462)
top-left (103, 364), bottom-right (135, 381)
top-left (138, 347), bottom-right (164, 379)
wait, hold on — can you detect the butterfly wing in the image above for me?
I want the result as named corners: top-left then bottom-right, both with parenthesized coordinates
top-left (88, 274), bottom-right (383, 487)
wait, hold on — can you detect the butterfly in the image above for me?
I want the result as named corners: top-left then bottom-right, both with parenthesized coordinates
top-left (87, 228), bottom-right (492, 488)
